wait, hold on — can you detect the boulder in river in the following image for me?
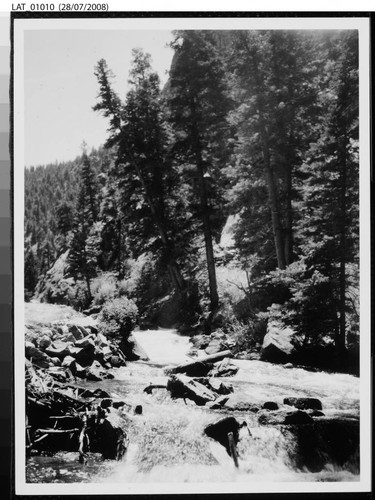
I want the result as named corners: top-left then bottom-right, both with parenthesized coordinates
top-left (223, 393), bottom-right (260, 412)
top-left (205, 394), bottom-right (230, 409)
top-left (262, 401), bottom-right (279, 411)
top-left (93, 408), bottom-right (128, 460)
top-left (260, 320), bottom-right (295, 363)
top-left (208, 358), bottom-right (238, 377)
top-left (204, 416), bottom-right (241, 454)
top-left (109, 355), bottom-right (124, 368)
top-left (167, 374), bottom-right (217, 406)
top-left (258, 409), bottom-right (313, 425)
top-left (120, 333), bottom-right (149, 361)
top-left (86, 360), bottom-right (114, 381)
top-left (287, 417), bottom-right (359, 473)
top-left (207, 378), bottom-right (233, 395)
top-left (284, 397), bottom-right (323, 411)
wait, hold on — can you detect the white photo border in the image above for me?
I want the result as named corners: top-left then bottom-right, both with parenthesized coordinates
top-left (13, 14), bottom-right (371, 496)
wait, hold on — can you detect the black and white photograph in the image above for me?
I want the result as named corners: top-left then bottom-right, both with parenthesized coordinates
top-left (13, 15), bottom-right (371, 495)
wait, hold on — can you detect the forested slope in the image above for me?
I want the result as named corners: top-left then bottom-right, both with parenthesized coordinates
top-left (25, 29), bottom-right (359, 373)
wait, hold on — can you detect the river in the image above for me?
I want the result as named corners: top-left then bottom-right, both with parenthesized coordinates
top-left (26, 328), bottom-right (360, 486)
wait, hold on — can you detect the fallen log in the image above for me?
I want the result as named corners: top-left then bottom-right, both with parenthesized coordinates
top-left (144, 384), bottom-right (168, 394)
top-left (167, 350), bottom-right (233, 377)
top-left (35, 428), bottom-right (80, 434)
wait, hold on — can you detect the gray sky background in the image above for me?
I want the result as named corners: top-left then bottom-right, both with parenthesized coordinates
top-left (24, 30), bottom-right (174, 167)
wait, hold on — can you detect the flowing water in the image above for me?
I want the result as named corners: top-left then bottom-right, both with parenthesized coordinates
top-left (26, 328), bottom-right (360, 485)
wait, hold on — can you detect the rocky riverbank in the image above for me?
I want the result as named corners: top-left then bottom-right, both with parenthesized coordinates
top-left (24, 303), bottom-right (360, 479)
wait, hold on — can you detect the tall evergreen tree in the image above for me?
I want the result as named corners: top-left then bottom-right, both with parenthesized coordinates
top-left (93, 59), bottom-right (122, 147)
top-left (167, 30), bottom-right (232, 311)
top-left (229, 30), bottom-right (320, 271)
top-left (298, 31), bottom-right (359, 358)
top-left (68, 152), bottom-right (100, 301)
top-left (94, 51), bottom-right (186, 292)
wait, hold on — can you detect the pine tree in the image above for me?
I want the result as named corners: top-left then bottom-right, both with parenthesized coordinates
top-left (93, 59), bottom-right (122, 147)
top-left (167, 30), bottom-right (232, 311)
top-left (94, 49), bottom-right (186, 292)
top-left (298, 31), bottom-right (359, 359)
top-left (24, 245), bottom-right (38, 300)
top-left (229, 30), bottom-right (320, 271)
top-left (68, 152), bottom-right (100, 301)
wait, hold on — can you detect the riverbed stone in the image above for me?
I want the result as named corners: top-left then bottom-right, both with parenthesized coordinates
top-left (96, 333), bottom-right (109, 347)
top-left (209, 358), bottom-right (239, 377)
top-left (25, 342), bottom-right (52, 368)
top-left (55, 325), bottom-right (69, 336)
top-left (68, 324), bottom-right (84, 340)
top-left (167, 374), bottom-right (217, 406)
top-left (73, 343), bottom-right (95, 367)
top-left (223, 393), bottom-right (260, 412)
top-left (37, 335), bottom-right (52, 350)
top-left (204, 416), bottom-right (241, 454)
top-left (284, 397), bottom-right (323, 411)
top-left (86, 360), bottom-right (104, 381)
top-left (74, 362), bottom-right (87, 379)
top-left (45, 341), bottom-right (71, 359)
top-left (258, 409), bottom-right (313, 425)
top-left (262, 401), bottom-right (279, 411)
top-left (206, 395), bottom-right (230, 409)
top-left (109, 355), bottom-right (124, 368)
top-left (47, 366), bottom-right (70, 382)
top-left (75, 336), bottom-right (95, 349)
top-left (205, 339), bottom-right (224, 355)
top-left (120, 334), bottom-right (149, 361)
top-left (62, 355), bottom-right (76, 371)
top-left (208, 378), bottom-right (233, 395)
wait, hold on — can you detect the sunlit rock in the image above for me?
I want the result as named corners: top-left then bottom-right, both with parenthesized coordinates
top-left (260, 320), bottom-right (296, 363)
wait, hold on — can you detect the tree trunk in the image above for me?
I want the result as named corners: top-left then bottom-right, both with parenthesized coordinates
top-left (284, 164), bottom-right (293, 266)
top-left (259, 120), bottom-right (286, 270)
top-left (239, 31), bottom-right (286, 270)
top-left (192, 120), bottom-right (219, 312)
top-left (337, 137), bottom-right (348, 359)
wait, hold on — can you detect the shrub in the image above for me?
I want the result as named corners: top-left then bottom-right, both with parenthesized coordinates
top-left (91, 273), bottom-right (118, 306)
top-left (228, 317), bottom-right (267, 353)
top-left (98, 297), bottom-right (138, 341)
top-left (66, 280), bottom-right (91, 311)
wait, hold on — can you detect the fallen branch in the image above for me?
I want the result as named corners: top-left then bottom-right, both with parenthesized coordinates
top-left (228, 431), bottom-right (239, 468)
top-left (35, 428), bottom-right (80, 434)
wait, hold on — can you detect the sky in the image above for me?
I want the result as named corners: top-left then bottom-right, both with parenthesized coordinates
top-left (24, 30), bottom-right (175, 167)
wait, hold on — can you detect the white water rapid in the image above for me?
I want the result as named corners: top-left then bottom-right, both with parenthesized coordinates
top-left (26, 328), bottom-right (360, 487)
